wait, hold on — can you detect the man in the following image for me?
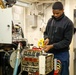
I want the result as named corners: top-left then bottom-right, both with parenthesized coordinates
top-left (44, 1), bottom-right (74, 75)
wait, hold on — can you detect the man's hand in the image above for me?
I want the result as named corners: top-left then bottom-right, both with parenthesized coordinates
top-left (43, 45), bottom-right (53, 52)
top-left (44, 38), bottom-right (49, 45)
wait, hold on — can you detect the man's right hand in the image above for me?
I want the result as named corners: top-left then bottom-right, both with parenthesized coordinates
top-left (44, 38), bottom-right (49, 45)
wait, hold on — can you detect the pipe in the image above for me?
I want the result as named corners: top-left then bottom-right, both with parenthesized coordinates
top-left (13, 43), bottom-right (21, 75)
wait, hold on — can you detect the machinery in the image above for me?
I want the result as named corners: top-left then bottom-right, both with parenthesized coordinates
top-left (20, 48), bottom-right (54, 75)
top-left (0, 1), bottom-right (27, 75)
top-left (0, 23), bottom-right (27, 75)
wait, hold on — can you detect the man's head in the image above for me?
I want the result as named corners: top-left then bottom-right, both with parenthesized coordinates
top-left (52, 1), bottom-right (64, 18)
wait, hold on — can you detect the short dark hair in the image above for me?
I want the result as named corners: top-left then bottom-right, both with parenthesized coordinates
top-left (52, 1), bottom-right (63, 10)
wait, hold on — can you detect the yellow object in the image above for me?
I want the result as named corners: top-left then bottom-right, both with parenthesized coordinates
top-left (38, 38), bottom-right (44, 48)
top-left (0, 0), bottom-right (6, 9)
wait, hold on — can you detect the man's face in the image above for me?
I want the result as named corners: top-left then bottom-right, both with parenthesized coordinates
top-left (52, 9), bottom-right (64, 18)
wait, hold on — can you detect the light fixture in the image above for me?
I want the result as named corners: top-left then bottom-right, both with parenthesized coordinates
top-left (15, 1), bottom-right (30, 7)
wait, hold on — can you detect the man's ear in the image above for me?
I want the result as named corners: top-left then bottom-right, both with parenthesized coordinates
top-left (74, 28), bottom-right (76, 34)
